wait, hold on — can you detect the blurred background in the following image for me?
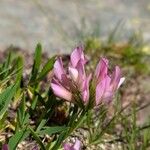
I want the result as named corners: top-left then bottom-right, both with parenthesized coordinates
top-left (0, 0), bottom-right (149, 54)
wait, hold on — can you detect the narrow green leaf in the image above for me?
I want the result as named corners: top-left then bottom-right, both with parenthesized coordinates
top-left (0, 67), bottom-right (23, 86)
top-left (37, 126), bottom-right (67, 136)
top-left (17, 94), bottom-right (29, 128)
top-left (16, 56), bottom-right (24, 82)
top-left (30, 43), bottom-right (42, 82)
top-left (51, 132), bottom-right (66, 150)
top-left (0, 82), bottom-right (19, 119)
top-left (37, 56), bottom-right (55, 81)
top-left (29, 127), bottom-right (46, 150)
top-left (0, 67), bottom-right (12, 76)
top-left (8, 128), bottom-right (29, 150)
top-left (31, 95), bottom-right (38, 110)
top-left (3, 52), bottom-right (12, 77)
top-left (0, 111), bottom-right (7, 129)
top-left (36, 119), bottom-right (47, 133)
top-left (17, 95), bottom-right (25, 126)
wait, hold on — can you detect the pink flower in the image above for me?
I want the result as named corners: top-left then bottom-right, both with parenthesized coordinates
top-left (95, 58), bottom-right (108, 82)
top-left (69, 46), bottom-right (91, 103)
top-left (51, 58), bottom-right (72, 101)
top-left (2, 144), bottom-right (9, 150)
top-left (51, 46), bottom-right (125, 107)
top-left (70, 46), bottom-right (87, 68)
top-left (63, 139), bottom-right (81, 150)
top-left (51, 46), bottom-right (91, 104)
top-left (95, 58), bottom-right (125, 105)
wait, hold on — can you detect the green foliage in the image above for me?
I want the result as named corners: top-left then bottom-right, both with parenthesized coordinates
top-left (30, 43), bottom-right (42, 82)
top-left (37, 56), bottom-right (55, 81)
top-left (0, 82), bottom-right (19, 119)
top-left (8, 128), bottom-right (30, 150)
top-left (0, 43), bottom-right (150, 150)
top-left (37, 126), bottom-right (67, 136)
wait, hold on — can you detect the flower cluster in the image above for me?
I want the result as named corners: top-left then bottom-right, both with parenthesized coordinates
top-left (95, 58), bottom-right (125, 105)
top-left (51, 46), bottom-right (125, 107)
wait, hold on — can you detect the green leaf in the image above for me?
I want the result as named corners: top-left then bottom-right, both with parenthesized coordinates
top-left (16, 56), bottom-right (24, 82)
top-left (0, 67), bottom-right (12, 76)
top-left (30, 43), bottom-right (42, 82)
top-left (37, 56), bottom-right (55, 81)
top-left (36, 119), bottom-right (47, 133)
top-left (0, 111), bottom-right (7, 129)
top-left (51, 131), bottom-right (66, 150)
top-left (37, 126), bottom-right (67, 136)
top-left (0, 66), bottom-right (23, 87)
top-left (0, 82), bottom-right (19, 119)
top-left (2, 52), bottom-right (12, 78)
top-left (29, 127), bottom-right (46, 150)
top-left (17, 94), bottom-right (29, 128)
top-left (31, 95), bottom-right (38, 110)
top-left (8, 128), bottom-right (29, 150)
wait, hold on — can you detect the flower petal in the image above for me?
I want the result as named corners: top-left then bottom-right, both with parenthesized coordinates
top-left (68, 67), bottom-right (79, 82)
top-left (73, 139), bottom-right (81, 150)
top-left (70, 46), bottom-right (86, 67)
top-left (2, 144), bottom-right (9, 150)
top-left (117, 77), bottom-right (125, 89)
top-left (51, 83), bottom-right (72, 101)
top-left (63, 139), bottom-right (81, 150)
top-left (96, 78), bottom-right (106, 105)
top-left (63, 143), bottom-right (74, 150)
top-left (102, 76), bottom-right (113, 103)
top-left (82, 74), bottom-right (92, 103)
top-left (95, 58), bottom-right (109, 81)
top-left (54, 58), bottom-right (65, 80)
top-left (103, 91), bottom-right (113, 103)
top-left (110, 66), bottom-right (121, 91)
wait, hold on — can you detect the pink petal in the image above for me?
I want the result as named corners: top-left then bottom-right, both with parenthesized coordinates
top-left (68, 67), bottom-right (79, 82)
top-left (95, 58), bottom-right (109, 81)
top-left (102, 76), bottom-right (113, 103)
top-left (63, 144), bottom-right (73, 150)
top-left (104, 75), bottom-right (111, 90)
top-left (76, 60), bottom-right (85, 76)
top-left (63, 140), bottom-right (81, 150)
top-left (82, 90), bottom-right (88, 103)
top-left (110, 66), bottom-right (121, 91)
top-left (96, 78), bottom-right (106, 105)
top-left (117, 77), bottom-right (125, 89)
top-left (74, 60), bottom-right (86, 88)
top-left (103, 91), bottom-right (113, 103)
top-left (82, 74), bottom-right (92, 103)
top-left (70, 46), bottom-right (86, 67)
top-left (2, 144), bottom-right (9, 150)
top-left (73, 140), bottom-right (81, 150)
top-left (51, 83), bottom-right (72, 101)
top-left (54, 58), bottom-right (65, 80)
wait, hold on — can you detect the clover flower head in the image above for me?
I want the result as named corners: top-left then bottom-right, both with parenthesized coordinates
top-left (95, 58), bottom-right (125, 105)
top-left (51, 46), bottom-right (125, 107)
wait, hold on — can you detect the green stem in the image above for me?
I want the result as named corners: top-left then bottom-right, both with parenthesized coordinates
top-left (67, 110), bottom-right (86, 135)
top-left (51, 109), bottom-right (87, 150)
